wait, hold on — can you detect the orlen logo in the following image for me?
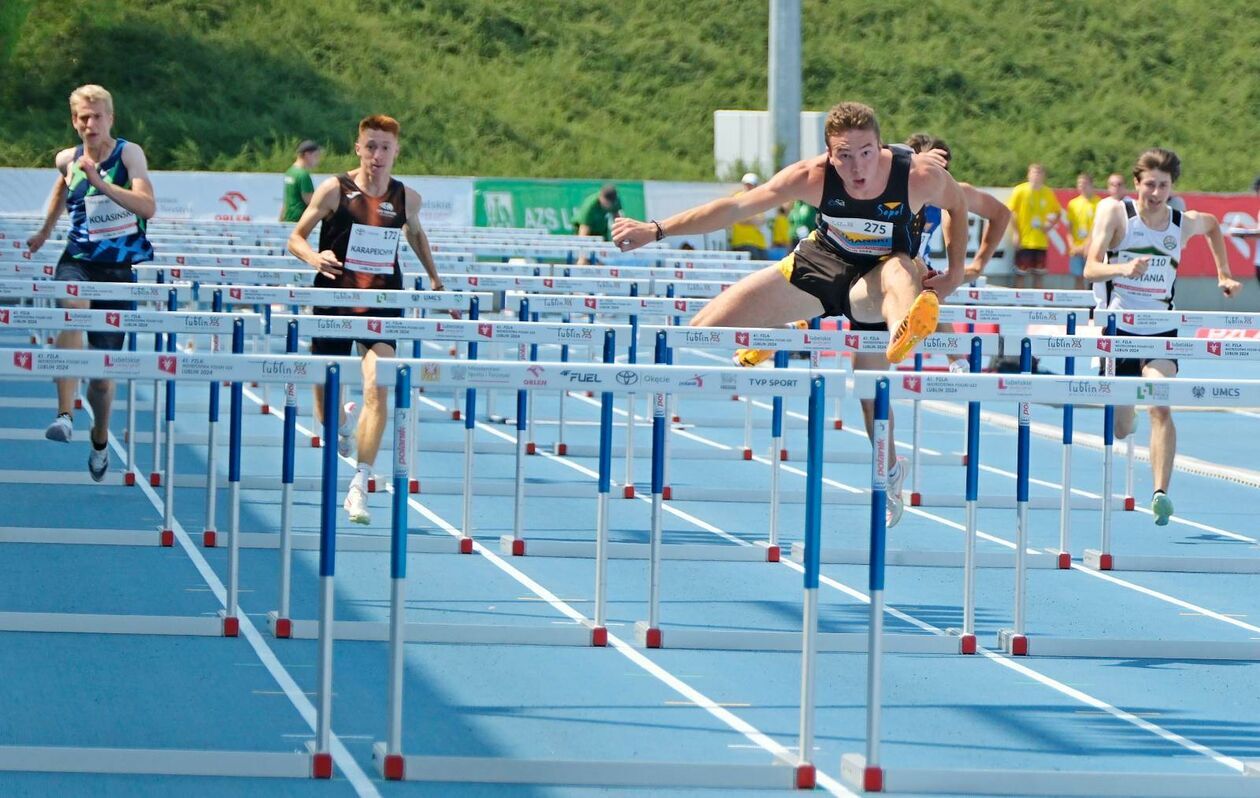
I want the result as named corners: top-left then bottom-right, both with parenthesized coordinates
top-left (527, 365), bottom-right (544, 378)
top-left (13, 351), bottom-right (33, 370)
top-left (477, 323), bottom-right (494, 338)
top-left (902, 375), bottom-right (922, 393)
top-left (158, 355), bottom-right (178, 375)
top-left (844, 333), bottom-right (861, 349)
top-left (965, 308), bottom-right (978, 320)
top-left (734, 331), bottom-right (750, 346)
top-left (367, 319), bottom-right (383, 334)
top-left (584, 298), bottom-right (597, 309)
top-left (1207, 341), bottom-right (1222, 356)
top-left (230, 288), bottom-right (243, 300)
top-left (1096, 339), bottom-right (1112, 353)
top-left (105, 312), bottom-right (121, 327)
top-left (216, 191), bottom-right (251, 222)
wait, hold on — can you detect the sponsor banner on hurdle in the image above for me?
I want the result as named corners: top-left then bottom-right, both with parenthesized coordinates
top-left (1016, 333), bottom-right (1260, 362)
top-left (277, 314), bottom-right (629, 346)
top-left (507, 291), bottom-right (709, 317)
top-left (945, 288), bottom-right (1094, 307)
top-left (0, 279), bottom-right (194, 303)
top-left (853, 370), bottom-right (1260, 407)
top-left (214, 285), bottom-right (491, 311)
top-left (937, 305), bottom-right (1077, 326)
top-left (135, 265), bottom-right (319, 287)
top-left (394, 357), bottom-right (841, 398)
top-left (660, 326), bottom-right (1001, 355)
top-left (0, 307), bottom-right (263, 336)
top-left (0, 349), bottom-right (364, 385)
top-left (423, 274), bottom-right (651, 295)
top-left (658, 256), bottom-right (756, 270)
top-left (1103, 308), bottom-right (1260, 333)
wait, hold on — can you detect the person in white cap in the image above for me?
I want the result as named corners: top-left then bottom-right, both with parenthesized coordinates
top-left (729, 172), bottom-right (769, 260)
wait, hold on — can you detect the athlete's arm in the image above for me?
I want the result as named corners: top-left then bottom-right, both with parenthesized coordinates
top-left (959, 182), bottom-right (1011, 280)
top-left (1083, 198), bottom-right (1147, 281)
top-left (25, 149), bottom-right (74, 253)
top-left (1183, 210), bottom-right (1241, 297)
top-left (80, 142), bottom-right (156, 220)
top-left (913, 163), bottom-right (969, 296)
top-left (287, 177), bottom-right (343, 278)
top-left (611, 157), bottom-right (820, 251)
top-left (402, 187), bottom-right (442, 290)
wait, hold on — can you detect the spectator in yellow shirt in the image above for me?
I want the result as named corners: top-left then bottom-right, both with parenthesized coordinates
top-left (1065, 172), bottom-right (1100, 289)
top-left (729, 172), bottom-right (768, 259)
top-left (768, 203), bottom-right (792, 259)
top-left (1006, 163), bottom-right (1061, 288)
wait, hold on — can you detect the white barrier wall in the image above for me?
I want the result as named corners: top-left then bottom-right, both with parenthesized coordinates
top-left (0, 168), bottom-right (475, 228)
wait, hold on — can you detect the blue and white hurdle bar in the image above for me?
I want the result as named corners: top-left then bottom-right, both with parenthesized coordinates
top-left (842, 377), bottom-right (1260, 798)
top-left (0, 349), bottom-right (361, 642)
top-left (354, 359), bottom-right (815, 789)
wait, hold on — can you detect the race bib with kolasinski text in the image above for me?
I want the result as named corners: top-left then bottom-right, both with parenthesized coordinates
top-left (84, 193), bottom-right (139, 242)
top-left (344, 223), bottom-right (400, 274)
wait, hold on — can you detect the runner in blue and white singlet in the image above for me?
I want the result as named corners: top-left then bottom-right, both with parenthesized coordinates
top-left (24, 84), bottom-right (158, 482)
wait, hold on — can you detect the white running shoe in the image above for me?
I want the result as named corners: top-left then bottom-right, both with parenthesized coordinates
top-left (45, 414), bottom-right (73, 442)
top-left (886, 456), bottom-right (907, 528)
top-left (343, 484), bottom-right (370, 525)
top-left (88, 444), bottom-right (108, 482)
top-left (337, 401), bottom-right (358, 458)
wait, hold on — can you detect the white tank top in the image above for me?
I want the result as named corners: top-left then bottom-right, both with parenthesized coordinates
top-left (1094, 198), bottom-right (1182, 334)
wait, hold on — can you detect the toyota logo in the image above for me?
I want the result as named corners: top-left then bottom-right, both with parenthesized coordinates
top-left (616, 370), bottom-right (639, 386)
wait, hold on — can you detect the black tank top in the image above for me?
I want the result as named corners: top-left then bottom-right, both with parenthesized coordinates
top-left (815, 148), bottom-right (918, 269)
top-left (315, 173), bottom-right (406, 297)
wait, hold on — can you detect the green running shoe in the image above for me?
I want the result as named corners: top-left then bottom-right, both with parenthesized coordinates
top-left (1151, 492), bottom-right (1174, 526)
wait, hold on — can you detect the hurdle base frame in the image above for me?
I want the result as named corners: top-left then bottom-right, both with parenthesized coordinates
top-left (991, 634), bottom-right (1260, 661)
top-left (997, 628), bottom-right (1028, 656)
top-left (0, 611), bottom-right (233, 637)
top-left (500, 535), bottom-right (779, 562)
top-left (632, 621), bottom-right (970, 654)
top-left (282, 618), bottom-right (605, 646)
top-left (788, 542), bottom-right (1061, 570)
top-left (369, 743), bottom-right (813, 789)
top-left (841, 752), bottom-right (1260, 796)
top-left (0, 744), bottom-right (329, 780)
top-left (206, 530), bottom-right (468, 553)
top-left (1084, 548), bottom-right (1260, 574)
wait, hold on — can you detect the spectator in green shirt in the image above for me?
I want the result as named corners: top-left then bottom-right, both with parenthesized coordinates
top-left (280, 139), bottom-right (321, 222)
top-left (788, 199), bottom-right (817, 247)
top-left (575, 184), bottom-right (622, 240)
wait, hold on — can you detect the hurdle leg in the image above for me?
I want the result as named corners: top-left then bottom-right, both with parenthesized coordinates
top-left (959, 338), bottom-right (981, 654)
top-left (796, 377), bottom-right (825, 786)
top-left (623, 392), bottom-right (636, 497)
top-left (314, 364), bottom-right (340, 759)
top-left (999, 340), bottom-right (1033, 656)
top-left (382, 366), bottom-right (411, 775)
top-left (150, 378), bottom-right (163, 486)
top-left (459, 388), bottom-right (476, 547)
top-left (591, 352), bottom-right (614, 647)
top-left (1086, 325), bottom-right (1118, 571)
top-left (741, 398), bottom-right (753, 460)
top-left (202, 366), bottom-right (221, 546)
top-left (124, 377), bottom-right (137, 485)
top-left (503, 389), bottom-right (528, 556)
top-left (555, 343), bottom-right (569, 455)
top-left (1124, 433), bottom-right (1135, 510)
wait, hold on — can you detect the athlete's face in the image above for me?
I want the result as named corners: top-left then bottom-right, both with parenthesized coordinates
top-left (70, 101), bottom-right (112, 144)
top-left (1134, 169), bottom-right (1173, 209)
top-left (826, 128), bottom-right (881, 191)
top-left (1106, 174), bottom-right (1126, 199)
top-left (356, 130), bottom-right (398, 177)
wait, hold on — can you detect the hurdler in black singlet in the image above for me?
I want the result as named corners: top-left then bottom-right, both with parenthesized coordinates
top-left (310, 174), bottom-right (408, 355)
top-left (782, 148), bottom-right (921, 324)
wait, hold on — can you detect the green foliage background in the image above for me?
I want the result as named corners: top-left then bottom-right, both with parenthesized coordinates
top-left (1, 0), bottom-right (1256, 189)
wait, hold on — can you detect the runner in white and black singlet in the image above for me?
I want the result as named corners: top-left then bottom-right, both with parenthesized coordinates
top-left (1085, 147), bottom-right (1241, 526)
top-left (288, 114), bottom-right (454, 525)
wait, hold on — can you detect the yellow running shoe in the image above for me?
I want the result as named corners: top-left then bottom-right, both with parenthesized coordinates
top-left (885, 290), bottom-right (939, 364)
top-left (733, 320), bottom-right (808, 367)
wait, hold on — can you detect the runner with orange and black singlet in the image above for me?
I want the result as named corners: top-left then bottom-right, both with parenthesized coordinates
top-left (288, 114), bottom-right (453, 524)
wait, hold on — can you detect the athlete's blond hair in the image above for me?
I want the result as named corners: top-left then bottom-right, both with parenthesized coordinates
top-left (69, 84), bottom-right (113, 114)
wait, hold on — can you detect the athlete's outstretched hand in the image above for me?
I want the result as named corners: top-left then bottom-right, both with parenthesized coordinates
top-left (611, 217), bottom-right (656, 252)
top-left (1220, 277), bottom-right (1242, 298)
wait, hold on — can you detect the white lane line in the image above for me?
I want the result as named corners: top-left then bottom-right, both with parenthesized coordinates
top-left (264, 379), bottom-right (855, 796)
top-left (97, 397), bottom-right (381, 798)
